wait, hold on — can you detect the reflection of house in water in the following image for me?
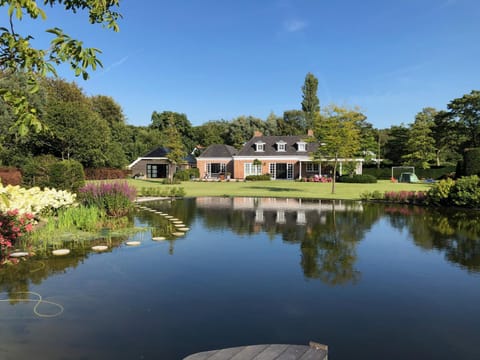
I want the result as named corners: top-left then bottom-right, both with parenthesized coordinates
top-left (196, 197), bottom-right (363, 226)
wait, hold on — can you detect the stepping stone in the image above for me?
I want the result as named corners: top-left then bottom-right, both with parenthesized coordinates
top-left (9, 252), bottom-right (29, 258)
top-left (178, 227), bottom-right (190, 231)
top-left (172, 220), bottom-right (183, 224)
top-left (172, 232), bottom-right (185, 236)
top-left (52, 249), bottom-right (70, 256)
top-left (152, 236), bottom-right (166, 241)
top-left (126, 241), bottom-right (141, 246)
top-left (174, 223), bottom-right (186, 228)
top-left (92, 245), bottom-right (108, 252)
top-left (164, 215), bottom-right (174, 219)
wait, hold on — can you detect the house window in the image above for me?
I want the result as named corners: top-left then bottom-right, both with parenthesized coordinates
top-left (306, 163), bottom-right (319, 172)
top-left (255, 142), bottom-right (265, 152)
top-left (207, 163), bottom-right (226, 177)
top-left (297, 142), bottom-right (307, 152)
top-left (276, 141), bottom-right (286, 152)
top-left (245, 163), bottom-right (262, 176)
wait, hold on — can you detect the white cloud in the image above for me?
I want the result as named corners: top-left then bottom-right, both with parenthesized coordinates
top-left (283, 19), bottom-right (307, 32)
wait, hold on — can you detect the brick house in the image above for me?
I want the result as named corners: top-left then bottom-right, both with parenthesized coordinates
top-left (196, 144), bottom-right (238, 179)
top-left (128, 147), bottom-right (196, 179)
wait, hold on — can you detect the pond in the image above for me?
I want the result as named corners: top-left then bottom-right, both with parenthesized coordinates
top-left (1, 197), bottom-right (480, 360)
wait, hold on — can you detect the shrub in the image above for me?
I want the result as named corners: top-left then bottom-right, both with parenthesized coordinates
top-left (0, 209), bottom-right (35, 257)
top-left (449, 175), bottom-right (480, 208)
top-left (49, 160), bottom-right (85, 192)
top-left (463, 148), bottom-right (480, 176)
top-left (383, 191), bottom-right (427, 204)
top-left (84, 168), bottom-right (130, 180)
top-left (22, 155), bottom-right (58, 188)
top-left (138, 186), bottom-right (185, 197)
top-left (79, 181), bottom-right (137, 217)
top-left (360, 190), bottom-right (383, 200)
top-left (426, 178), bottom-right (455, 206)
top-left (56, 206), bottom-right (105, 232)
top-left (245, 174), bottom-right (271, 181)
top-left (338, 174), bottom-right (377, 183)
top-left (0, 167), bottom-right (22, 186)
top-left (174, 168), bottom-right (200, 181)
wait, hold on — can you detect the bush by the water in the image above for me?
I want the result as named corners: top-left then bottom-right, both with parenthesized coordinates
top-left (426, 175), bottom-right (480, 208)
top-left (49, 160), bottom-right (85, 192)
top-left (245, 174), bottom-right (271, 181)
top-left (79, 181), bottom-right (137, 217)
top-left (174, 168), bottom-right (200, 181)
top-left (338, 174), bottom-right (377, 183)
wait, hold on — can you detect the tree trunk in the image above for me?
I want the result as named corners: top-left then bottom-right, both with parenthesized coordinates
top-left (331, 156), bottom-right (338, 194)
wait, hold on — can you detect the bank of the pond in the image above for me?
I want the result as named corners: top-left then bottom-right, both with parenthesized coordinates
top-left (127, 179), bottom-right (430, 200)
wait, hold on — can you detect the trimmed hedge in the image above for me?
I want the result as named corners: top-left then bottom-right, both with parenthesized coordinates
top-left (85, 168), bottom-right (130, 180)
top-left (245, 174), bottom-right (271, 181)
top-left (174, 168), bottom-right (200, 181)
top-left (0, 167), bottom-right (22, 186)
top-left (363, 166), bottom-right (456, 180)
top-left (463, 148), bottom-right (480, 176)
top-left (49, 160), bottom-right (85, 192)
top-left (338, 174), bottom-right (377, 183)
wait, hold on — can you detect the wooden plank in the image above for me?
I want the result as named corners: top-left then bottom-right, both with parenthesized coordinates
top-left (206, 346), bottom-right (244, 360)
top-left (252, 344), bottom-right (289, 360)
top-left (230, 345), bottom-right (270, 360)
top-left (298, 348), bottom-right (328, 360)
top-left (184, 349), bottom-right (219, 360)
top-left (275, 345), bottom-right (308, 360)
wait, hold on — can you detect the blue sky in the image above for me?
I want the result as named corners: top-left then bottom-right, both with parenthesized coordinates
top-left (13, 0), bottom-right (480, 128)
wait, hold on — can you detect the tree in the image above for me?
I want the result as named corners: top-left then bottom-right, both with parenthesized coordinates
top-left (226, 115), bottom-right (267, 148)
top-left (150, 110), bottom-right (194, 150)
top-left (432, 110), bottom-right (464, 166)
top-left (192, 120), bottom-right (229, 147)
top-left (163, 115), bottom-right (186, 182)
top-left (313, 105), bottom-right (361, 194)
top-left (402, 108), bottom-right (436, 169)
top-left (301, 72), bottom-right (320, 130)
top-left (0, 0), bottom-right (121, 135)
top-left (447, 90), bottom-right (480, 148)
top-left (383, 125), bottom-right (409, 165)
top-left (278, 110), bottom-right (306, 135)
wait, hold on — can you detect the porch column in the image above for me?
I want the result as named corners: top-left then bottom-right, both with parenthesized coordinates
top-left (299, 161), bottom-right (302, 179)
top-left (339, 162), bottom-right (343, 176)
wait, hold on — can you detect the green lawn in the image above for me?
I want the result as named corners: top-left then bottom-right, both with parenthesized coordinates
top-left (128, 179), bottom-right (430, 200)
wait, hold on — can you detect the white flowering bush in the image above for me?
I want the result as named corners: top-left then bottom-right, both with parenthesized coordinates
top-left (0, 184), bottom-right (77, 216)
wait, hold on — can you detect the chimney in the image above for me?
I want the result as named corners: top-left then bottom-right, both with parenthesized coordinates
top-left (254, 130), bottom-right (263, 137)
top-left (307, 129), bottom-right (314, 137)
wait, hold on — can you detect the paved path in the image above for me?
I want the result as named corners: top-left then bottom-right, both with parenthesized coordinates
top-left (183, 343), bottom-right (328, 360)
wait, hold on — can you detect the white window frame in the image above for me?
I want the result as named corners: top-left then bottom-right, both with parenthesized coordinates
top-left (255, 142), bottom-right (265, 152)
top-left (306, 163), bottom-right (319, 172)
top-left (297, 142), bottom-right (307, 152)
top-left (276, 141), bottom-right (286, 152)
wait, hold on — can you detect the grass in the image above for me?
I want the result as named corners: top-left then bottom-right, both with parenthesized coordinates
top-left (127, 179), bottom-right (431, 200)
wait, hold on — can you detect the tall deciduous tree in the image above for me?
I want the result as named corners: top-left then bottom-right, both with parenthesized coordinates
top-left (383, 125), bottom-right (409, 165)
top-left (150, 110), bottom-right (194, 150)
top-left (402, 108), bottom-right (436, 169)
top-left (301, 72), bottom-right (320, 130)
top-left (447, 90), bottom-right (480, 148)
top-left (0, 0), bottom-right (121, 135)
top-left (432, 110), bottom-right (464, 166)
top-left (313, 105), bottom-right (361, 194)
top-left (278, 110), bottom-right (306, 135)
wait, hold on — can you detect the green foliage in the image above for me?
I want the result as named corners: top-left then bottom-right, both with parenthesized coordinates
top-left (0, 0), bottom-right (121, 134)
top-left (383, 125), bottom-right (409, 165)
top-left (245, 174), bottom-right (271, 181)
top-left (363, 166), bottom-right (456, 180)
top-left (21, 154), bottom-right (58, 187)
top-left (449, 175), bottom-right (480, 208)
top-left (278, 110), bottom-right (306, 136)
top-left (56, 206), bottom-right (105, 232)
top-left (426, 178), bottom-right (456, 206)
top-left (338, 174), bottom-right (377, 183)
top-left (48, 159), bottom-right (85, 192)
top-left (402, 108), bottom-right (436, 169)
top-left (463, 148), bottom-right (480, 176)
top-left (301, 72), bottom-right (320, 130)
top-left (138, 186), bottom-right (185, 197)
top-left (359, 190), bottom-right (383, 200)
top-left (174, 168), bottom-right (199, 181)
top-left (447, 90), bottom-right (480, 148)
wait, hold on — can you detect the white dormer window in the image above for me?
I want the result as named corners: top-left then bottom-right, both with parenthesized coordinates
top-left (297, 142), bottom-right (307, 152)
top-left (255, 142), bottom-right (265, 152)
top-left (276, 141), bottom-right (287, 152)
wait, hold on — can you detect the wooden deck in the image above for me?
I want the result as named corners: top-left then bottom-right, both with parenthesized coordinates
top-left (183, 342), bottom-right (328, 360)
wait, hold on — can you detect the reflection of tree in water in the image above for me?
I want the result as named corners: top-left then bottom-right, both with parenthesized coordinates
top-left (383, 205), bottom-right (480, 272)
top-left (193, 198), bottom-right (380, 285)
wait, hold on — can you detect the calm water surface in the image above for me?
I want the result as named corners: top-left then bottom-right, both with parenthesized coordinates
top-left (1, 197), bottom-right (480, 360)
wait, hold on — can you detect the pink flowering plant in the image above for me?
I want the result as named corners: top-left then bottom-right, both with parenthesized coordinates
top-left (0, 209), bottom-right (35, 258)
top-left (78, 181), bottom-right (137, 217)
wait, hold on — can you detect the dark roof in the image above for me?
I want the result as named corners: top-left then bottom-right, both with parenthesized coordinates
top-left (143, 147), bottom-right (196, 164)
top-left (198, 144), bottom-right (238, 158)
top-left (236, 136), bottom-right (318, 156)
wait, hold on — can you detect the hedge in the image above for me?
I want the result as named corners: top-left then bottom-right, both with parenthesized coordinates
top-left (463, 148), bottom-right (480, 176)
top-left (0, 167), bottom-right (22, 186)
top-left (363, 166), bottom-right (456, 180)
top-left (245, 174), bottom-right (271, 181)
top-left (49, 160), bottom-right (85, 192)
top-left (338, 174), bottom-right (377, 183)
top-left (85, 168), bottom-right (130, 180)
